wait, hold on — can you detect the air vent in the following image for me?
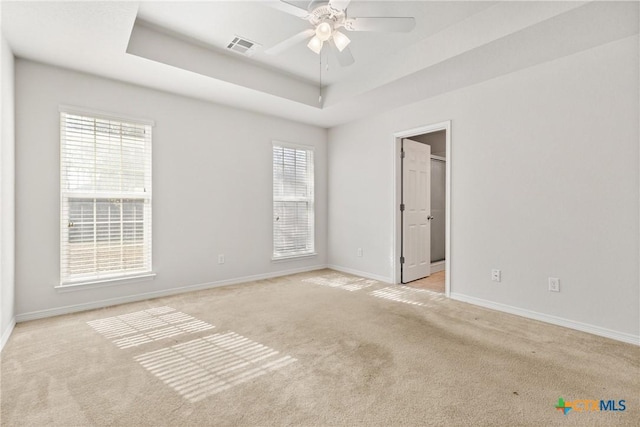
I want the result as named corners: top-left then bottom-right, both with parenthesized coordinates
top-left (226, 36), bottom-right (261, 57)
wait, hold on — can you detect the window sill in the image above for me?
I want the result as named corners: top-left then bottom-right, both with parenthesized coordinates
top-left (271, 253), bottom-right (317, 263)
top-left (55, 273), bottom-right (156, 292)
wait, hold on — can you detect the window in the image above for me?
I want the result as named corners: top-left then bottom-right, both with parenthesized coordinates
top-left (60, 109), bottom-right (153, 285)
top-left (272, 142), bottom-right (315, 259)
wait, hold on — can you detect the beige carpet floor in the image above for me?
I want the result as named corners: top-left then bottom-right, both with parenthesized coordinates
top-left (1, 269), bottom-right (638, 426)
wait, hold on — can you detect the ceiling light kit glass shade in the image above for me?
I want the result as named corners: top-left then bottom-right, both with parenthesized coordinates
top-left (307, 36), bottom-right (323, 54)
top-left (332, 30), bottom-right (351, 52)
top-left (315, 21), bottom-right (333, 41)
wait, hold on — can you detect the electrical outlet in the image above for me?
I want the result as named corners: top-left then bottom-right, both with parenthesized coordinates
top-left (357, 248), bottom-right (363, 257)
top-left (218, 254), bottom-right (225, 264)
top-left (548, 277), bottom-right (560, 292)
top-left (491, 269), bottom-right (501, 282)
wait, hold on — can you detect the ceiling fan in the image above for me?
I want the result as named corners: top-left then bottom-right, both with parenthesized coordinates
top-left (265, 0), bottom-right (416, 66)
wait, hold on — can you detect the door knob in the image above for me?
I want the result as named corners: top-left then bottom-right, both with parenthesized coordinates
top-left (427, 216), bottom-right (434, 221)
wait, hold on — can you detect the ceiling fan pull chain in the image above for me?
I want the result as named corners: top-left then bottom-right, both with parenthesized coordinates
top-left (326, 48), bottom-right (330, 71)
top-left (318, 48), bottom-right (322, 104)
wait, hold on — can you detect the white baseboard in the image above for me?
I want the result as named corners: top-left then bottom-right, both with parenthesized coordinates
top-left (15, 265), bottom-right (328, 323)
top-left (430, 261), bottom-right (445, 273)
top-left (450, 293), bottom-right (640, 346)
top-left (1, 317), bottom-right (16, 352)
top-left (327, 264), bottom-right (392, 283)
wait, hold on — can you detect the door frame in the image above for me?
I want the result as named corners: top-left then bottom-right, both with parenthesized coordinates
top-left (392, 121), bottom-right (451, 296)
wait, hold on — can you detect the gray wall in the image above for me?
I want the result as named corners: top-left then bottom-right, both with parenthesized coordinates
top-left (1, 35), bottom-right (16, 348)
top-left (328, 36), bottom-right (639, 341)
top-left (14, 60), bottom-right (328, 318)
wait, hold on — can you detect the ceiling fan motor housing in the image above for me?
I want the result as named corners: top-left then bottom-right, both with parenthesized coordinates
top-left (307, 0), bottom-right (346, 27)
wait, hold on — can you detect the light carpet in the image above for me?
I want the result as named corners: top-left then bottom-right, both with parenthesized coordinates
top-left (1, 269), bottom-right (638, 426)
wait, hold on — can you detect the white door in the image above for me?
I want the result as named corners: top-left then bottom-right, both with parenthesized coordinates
top-left (402, 139), bottom-right (431, 283)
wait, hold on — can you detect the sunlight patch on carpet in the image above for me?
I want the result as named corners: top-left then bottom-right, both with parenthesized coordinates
top-left (87, 306), bottom-right (214, 349)
top-left (134, 332), bottom-right (297, 402)
top-left (370, 286), bottom-right (445, 307)
top-left (303, 273), bottom-right (378, 291)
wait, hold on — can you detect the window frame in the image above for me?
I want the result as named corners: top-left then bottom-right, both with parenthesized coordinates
top-left (59, 106), bottom-right (154, 287)
top-left (272, 141), bottom-right (316, 261)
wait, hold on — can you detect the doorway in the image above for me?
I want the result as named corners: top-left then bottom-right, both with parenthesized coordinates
top-left (392, 122), bottom-right (451, 296)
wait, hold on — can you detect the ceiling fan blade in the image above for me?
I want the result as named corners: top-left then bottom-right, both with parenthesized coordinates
top-left (330, 41), bottom-right (355, 67)
top-left (329, 0), bottom-right (351, 11)
top-left (265, 29), bottom-right (315, 55)
top-left (345, 17), bottom-right (416, 32)
top-left (268, 1), bottom-right (310, 19)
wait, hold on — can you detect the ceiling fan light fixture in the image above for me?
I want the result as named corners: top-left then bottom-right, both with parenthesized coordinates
top-left (332, 30), bottom-right (351, 52)
top-left (315, 21), bottom-right (333, 41)
top-left (307, 35), bottom-right (323, 54)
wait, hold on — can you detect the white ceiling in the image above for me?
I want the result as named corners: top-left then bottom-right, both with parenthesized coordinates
top-left (135, 1), bottom-right (496, 85)
top-left (2, 1), bottom-right (638, 127)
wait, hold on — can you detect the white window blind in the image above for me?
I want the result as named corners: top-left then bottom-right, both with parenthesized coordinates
top-left (60, 110), bottom-right (153, 285)
top-left (273, 142), bottom-right (315, 259)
